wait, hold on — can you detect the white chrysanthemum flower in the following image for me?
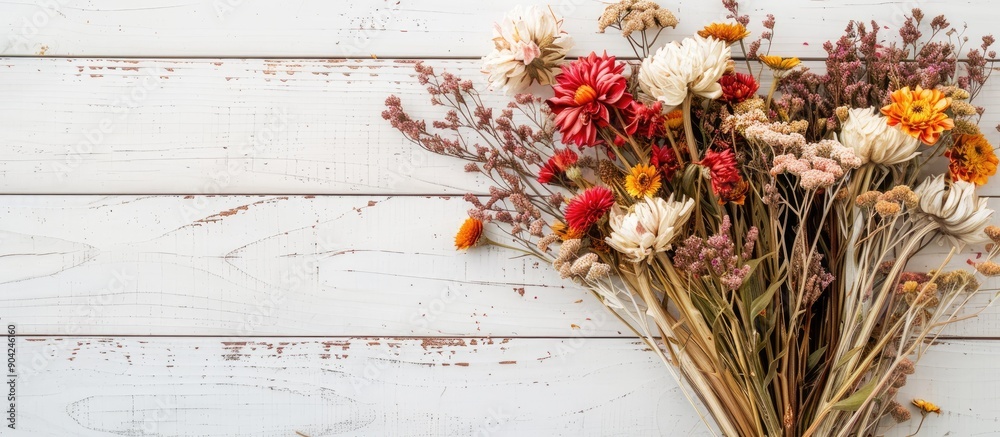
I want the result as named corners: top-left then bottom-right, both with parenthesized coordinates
top-left (481, 6), bottom-right (573, 94)
top-left (915, 175), bottom-right (993, 246)
top-left (606, 195), bottom-right (695, 263)
top-left (839, 107), bottom-right (922, 165)
top-left (638, 35), bottom-right (731, 110)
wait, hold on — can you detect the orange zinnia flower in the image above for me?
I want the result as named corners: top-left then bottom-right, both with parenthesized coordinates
top-left (880, 86), bottom-right (954, 145)
top-left (758, 55), bottom-right (800, 71)
top-left (698, 22), bottom-right (751, 45)
top-left (625, 163), bottom-right (662, 198)
top-left (454, 217), bottom-right (484, 250)
top-left (946, 133), bottom-right (998, 186)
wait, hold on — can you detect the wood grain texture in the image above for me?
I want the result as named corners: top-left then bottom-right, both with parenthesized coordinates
top-left (7, 337), bottom-right (999, 436)
top-left (1, 195), bottom-right (997, 338)
top-left (0, 0), bottom-right (993, 59)
top-left (1, 57), bottom-right (999, 195)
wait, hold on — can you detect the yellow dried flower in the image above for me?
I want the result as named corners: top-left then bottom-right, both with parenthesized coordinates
top-left (835, 106), bottom-right (850, 123)
top-left (625, 163), bottom-right (662, 198)
top-left (697, 22), bottom-right (751, 45)
top-left (912, 399), bottom-right (941, 415)
top-left (900, 281), bottom-right (920, 294)
top-left (948, 87), bottom-right (971, 100)
top-left (759, 55), bottom-right (801, 71)
top-left (665, 109), bottom-right (684, 130)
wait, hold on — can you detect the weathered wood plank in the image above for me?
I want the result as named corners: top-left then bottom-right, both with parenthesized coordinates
top-left (1, 195), bottom-right (997, 337)
top-left (1, 58), bottom-right (999, 195)
top-left (6, 336), bottom-right (998, 436)
top-left (0, 0), bottom-right (992, 59)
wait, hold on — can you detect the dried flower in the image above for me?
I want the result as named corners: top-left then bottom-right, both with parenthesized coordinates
top-left (564, 186), bottom-right (615, 231)
top-left (719, 73), bottom-right (760, 104)
top-left (651, 143), bottom-right (682, 181)
top-left (881, 86), bottom-right (954, 145)
top-left (638, 36), bottom-right (732, 110)
top-left (986, 225), bottom-right (1000, 244)
top-left (946, 133), bottom-right (998, 186)
top-left (698, 22), bottom-right (751, 45)
top-left (606, 195), bottom-right (695, 263)
top-left (455, 217), bottom-right (484, 250)
top-left (701, 148), bottom-right (742, 199)
top-left (912, 399), bottom-right (941, 415)
top-left (915, 175), bottom-right (993, 246)
top-left (598, 0), bottom-right (678, 37)
top-left (585, 263), bottom-right (612, 280)
top-left (538, 148), bottom-right (580, 184)
top-left (548, 52), bottom-right (634, 147)
top-left (625, 163), bottom-right (663, 198)
top-left (759, 55), bottom-right (801, 71)
top-left (839, 107), bottom-right (921, 165)
top-left (889, 402), bottom-right (912, 423)
top-left (482, 6), bottom-right (573, 93)
top-left (975, 260), bottom-right (1000, 276)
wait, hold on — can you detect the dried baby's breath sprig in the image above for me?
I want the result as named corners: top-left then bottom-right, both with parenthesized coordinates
top-left (597, 0), bottom-right (677, 57)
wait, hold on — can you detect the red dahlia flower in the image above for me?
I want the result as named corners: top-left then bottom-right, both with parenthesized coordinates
top-left (700, 148), bottom-right (742, 197)
top-left (564, 186), bottom-right (615, 231)
top-left (719, 73), bottom-right (759, 104)
top-left (627, 101), bottom-right (666, 139)
top-left (651, 143), bottom-right (682, 181)
top-left (547, 52), bottom-right (634, 148)
top-left (537, 148), bottom-right (579, 184)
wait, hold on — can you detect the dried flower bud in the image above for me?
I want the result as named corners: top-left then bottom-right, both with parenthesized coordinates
top-left (586, 263), bottom-right (612, 281)
top-left (856, 191), bottom-right (881, 208)
top-left (898, 358), bottom-right (916, 375)
top-left (951, 88), bottom-right (971, 100)
top-left (559, 262), bottom-right (573, 278)
top-left (537, 234), bottom-right (559, 252)
top-left (570, 253), bottom-right (599, 276)
top-left (952, 118), bottom-right (982, 135)
top-left (875, 200), bottom-right (901, 217)
top-left (985, 225), bottom-right (1000, 244)
top-left (835, 106), bottom-right (850, 122)
top-left (975, 260), bottom-right (1000, 276)
top-left (889, 402), bottom-right (912, 423)
top-left (598, 160), bottom-right (622, 184)
top-left (557, 239), bottom-right (582, 262)
top-left (950, 100), bottom-right (978, 117)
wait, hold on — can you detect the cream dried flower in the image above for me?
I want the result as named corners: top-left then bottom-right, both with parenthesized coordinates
top-left (482, 6), bottom-right (573, 94)
top-left (598, 0), bottom-right (678, 37)
top-left (605, 195), bottom-right (695, 263)
top-left (839, 107), bottom-right (921, 165)
top-left (638, 35), bottom-right (731, 110)
top-left (915, 175), bottom-right (994, 247)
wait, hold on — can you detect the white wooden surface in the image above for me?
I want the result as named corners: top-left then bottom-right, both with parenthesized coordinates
top-left (1, 1), bottom-right (999, 436)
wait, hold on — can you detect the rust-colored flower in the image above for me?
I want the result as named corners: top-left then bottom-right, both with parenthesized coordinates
top-left (912, 399), bottom-right (941, 415)
top-left (719, 73), bottom-right (759, 103)
top-left (538, 148), bottom-right (580, 184)
top-left (651, 143), bottom-right (682, 181)
top-left (758, 55), bottom-right (801, 71)
top-left (881, 86), bottom-right (954, 145)
top-left (946, 133), bottom-right (998, 186)
top-left (551, 220), bottom-right (585, 241)
top-left (625, 163), bottom-right (663, 198)
top-left (454, 217), bottom-right (484, 250)
top-left (564, 186), bottom-right (615, 231)
top-left (698, 22), bottom-right (751, 45)
top-left (718, 178), bottom-right (749, 205)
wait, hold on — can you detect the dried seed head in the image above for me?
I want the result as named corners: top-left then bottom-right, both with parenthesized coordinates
top-left (537, 234), bottom-right (559, 252)
top-left (586, 263), bottom-right (612, 281)
top-left (985, 225), bottom-right (1000, 244)
top-left (570, 253), bottom-right (599, 276)
top-left (950, 100), bottom-right (979, 117)
top-left (856, 190), bottom-right (881, 208)
top-left (876, 200), bottom-right (902, 217)
top-left (975, 260), bottom-right (1000, 276)
top-left (889, 401), bottom-right (912, 423)
top-left (598, 159), bottom-right (622, 184)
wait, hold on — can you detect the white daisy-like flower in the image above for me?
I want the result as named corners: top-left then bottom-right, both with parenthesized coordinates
top-left (481, 6), bottom-right (573, 94)
top-left (605, 195), bottom-right (695, 263)
top-left (915, 175), bottom-right (993, 247)
top-left (637, 35), bottom-right (731, 110)
top-left (839, 107), bottom-right (922, 165)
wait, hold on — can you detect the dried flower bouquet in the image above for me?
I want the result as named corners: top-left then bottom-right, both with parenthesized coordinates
top-left (383, 1), bottom-right (999, 435)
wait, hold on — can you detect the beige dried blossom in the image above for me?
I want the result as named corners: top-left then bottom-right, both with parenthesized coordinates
top-left (570, 253), bottom-right (599, 276)
top-left (875, 200), bottom-right (902, 217)
top-left (975, 260), bottom-right (1000, 276)
top-left (952, 118), bottom-right (982, 135)
top-left (985, 225), bottom-right (1000, 244)
top-left (950, 100), bottom-right (978, 117)
top-left (598, 159), bottom-right (622, 185)
top-left (598, 0), bottom-right (678, 37)
top-left (889, 401), bottom-right (912, 423)
top-left (856, 191), bottom-right (881, 208)
top-left (586, 263), bottom-right (612, 281)
top-left (537, 234), bottom-right (559, 252)
top-left (934, 270), bottom-right (980, 292)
